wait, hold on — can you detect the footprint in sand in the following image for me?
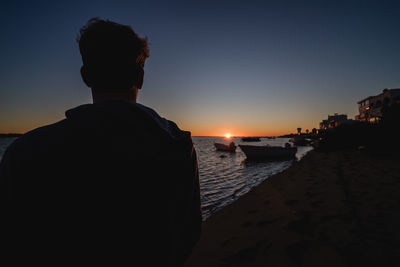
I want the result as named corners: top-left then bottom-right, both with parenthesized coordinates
top-left (311, 200), bottom-right (324, 207)
top-left (248, 209), bottom-right (259, 214)
top-left (241, 221), bottom-right (254, 228)
top-left (305, 192), bottom-right (317, 198)
top-left (285, 199), bottom-right (298, 206)
top-left (285, 239), bottom-right (311, 265)
top-left (220, 236), bottom-right (238, 247)
top-left (222, 241), bottom-right (269, 265)
top-left (221, 240), bottom-right (229, 247)
top-left (256, 218), bottom-right (281, 227)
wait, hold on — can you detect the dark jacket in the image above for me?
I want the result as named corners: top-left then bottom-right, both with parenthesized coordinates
top-left (0, 101), bottom-right (202, 266)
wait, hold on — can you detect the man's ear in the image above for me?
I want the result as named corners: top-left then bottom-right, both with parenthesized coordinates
top-left (80, 66), bottom-right (91, 87)
top-left (136, 67), bottom-right (144, 89)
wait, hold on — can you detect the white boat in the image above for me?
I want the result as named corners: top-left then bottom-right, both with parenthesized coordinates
top-left (214, 142), bottom-right (237, 152)
top-left (239, 144), bottom-right (297, 160)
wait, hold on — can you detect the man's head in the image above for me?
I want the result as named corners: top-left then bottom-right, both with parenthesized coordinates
top-left (77, 18), bottom-right (149, 94)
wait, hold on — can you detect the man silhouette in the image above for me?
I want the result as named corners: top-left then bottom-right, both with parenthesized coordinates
top-left (0, 18), bottom-right (202, 266)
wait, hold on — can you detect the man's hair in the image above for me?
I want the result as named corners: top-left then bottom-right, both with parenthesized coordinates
top-left (77, 18), bottom-right (149, 91)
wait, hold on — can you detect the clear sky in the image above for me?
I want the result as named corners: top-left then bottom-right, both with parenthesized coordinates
top-left (1, 0), bottom-right (400, 136)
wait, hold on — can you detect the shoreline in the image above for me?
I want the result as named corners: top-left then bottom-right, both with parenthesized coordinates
top-left (186, 149), bottom-right (400, 266)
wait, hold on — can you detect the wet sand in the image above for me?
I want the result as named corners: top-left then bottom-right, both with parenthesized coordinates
top-left (186, 149), bottom-right (400, 267)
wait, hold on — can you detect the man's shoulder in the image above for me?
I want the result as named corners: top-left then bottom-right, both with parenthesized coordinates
top-left (135, 103), bottom-right (192, 142)
top-left (6, 119), bottom-right (69, 156)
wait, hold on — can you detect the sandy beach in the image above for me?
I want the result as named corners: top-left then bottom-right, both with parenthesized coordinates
top-left (186, 149), bottom-right (400, 267)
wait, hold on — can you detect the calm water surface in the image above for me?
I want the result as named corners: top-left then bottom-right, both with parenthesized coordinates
top-left (193, 137), bottom-right (312, 220)
top-left (0, 137), bottom-right (312, 220)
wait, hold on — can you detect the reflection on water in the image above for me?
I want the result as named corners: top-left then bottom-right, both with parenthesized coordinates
top-left (0, 136), bottom-right (313, 221)
top-left (193, 137), bottom-right (313, 220)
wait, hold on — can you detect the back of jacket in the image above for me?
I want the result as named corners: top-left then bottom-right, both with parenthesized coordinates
top-left (0, 101), bottom-right (202, 266)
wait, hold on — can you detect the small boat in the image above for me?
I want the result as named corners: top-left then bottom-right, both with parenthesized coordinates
top-left (239, 144), bottom-right (297, 160)
top-left (241, 137), bottom-right (261, 142)
top-left (214, 142), bottom-right (237, 152)
top-left (290, 135), bottom-right (310, 146)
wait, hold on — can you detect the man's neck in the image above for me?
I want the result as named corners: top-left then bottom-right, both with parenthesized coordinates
top-left (91, 87), bottom-right (138, 103)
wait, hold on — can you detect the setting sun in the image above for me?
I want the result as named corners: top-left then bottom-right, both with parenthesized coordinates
top-left (225, 133), bottom-right (231, 138)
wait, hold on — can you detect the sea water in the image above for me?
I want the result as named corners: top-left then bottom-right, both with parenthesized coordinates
top-left (192, 137), bottom-right (312, 220)
top-left (0, 136), bottom-right (312, 220)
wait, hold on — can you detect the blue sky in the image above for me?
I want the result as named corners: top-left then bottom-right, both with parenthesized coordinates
top-left (1, 0), bottom-right (400, 135)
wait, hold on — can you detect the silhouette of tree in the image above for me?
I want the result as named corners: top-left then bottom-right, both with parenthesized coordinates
top-left (312, 128), bottom-right (317, 135)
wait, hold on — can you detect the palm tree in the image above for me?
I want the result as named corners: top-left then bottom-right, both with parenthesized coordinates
top-left (312, 128), bottom-right (317, 135)
top-left (297, 128), bottom-right (301, 135)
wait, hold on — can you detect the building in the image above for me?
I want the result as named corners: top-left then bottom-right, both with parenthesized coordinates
top-left (356, 88), bottom-right (400, 122)
top-left (319, 113), bottom-right (349, 130)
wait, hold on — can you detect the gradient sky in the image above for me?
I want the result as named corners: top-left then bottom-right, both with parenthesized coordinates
top-left (1, 0), bottom-right (400, 136)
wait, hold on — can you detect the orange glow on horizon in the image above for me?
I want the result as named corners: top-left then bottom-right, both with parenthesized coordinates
top-left (179, 119), bottom-right (316, 137)
top-left (0, 118), bottom-right (318, 138)
top-left (188, 128), bottom-right (296, 137)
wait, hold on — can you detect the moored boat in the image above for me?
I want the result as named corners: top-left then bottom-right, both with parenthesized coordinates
top-left (214, 142), bottom-right (237, 152)
top-left (241, 137), bottom-right (261, 142)
top-left (290, 135), bottom-right (310, 146)
top-left (239, 144), bottom-right (297, 160)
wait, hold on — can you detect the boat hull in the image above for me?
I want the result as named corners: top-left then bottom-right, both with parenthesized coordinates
top-left (214, 143), bottom-right (236, 152)
top-left (290, 136), bottom-right (310, 146)
top-left (239, 145), bottom-right (297, 160)
top-left (241, 137), bottom-right (261, 142)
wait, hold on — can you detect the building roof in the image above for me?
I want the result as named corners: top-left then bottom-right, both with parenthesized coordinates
top-left (357, 95), bottom-right (374, 104)
top-left (357, 88), bottom-right (400, 104)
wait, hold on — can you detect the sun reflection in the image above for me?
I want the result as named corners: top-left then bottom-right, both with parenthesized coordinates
top-left (225, 133), bottom-right (231, 138)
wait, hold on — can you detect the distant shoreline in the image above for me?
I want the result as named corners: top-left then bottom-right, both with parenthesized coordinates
top-left (192, 135), bottom-right (298, 138)
top-left (1, 134), bottom-right (298, 139)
